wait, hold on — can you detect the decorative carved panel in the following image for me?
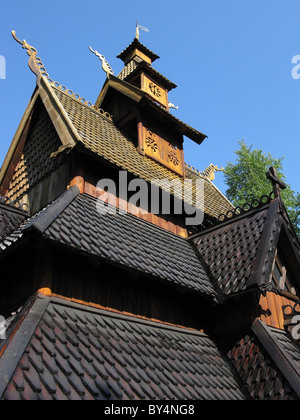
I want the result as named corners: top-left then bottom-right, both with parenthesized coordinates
top-left (141, 125), bottom-right (184, 176)
top-left (141, 74), bottom-right (168, 109)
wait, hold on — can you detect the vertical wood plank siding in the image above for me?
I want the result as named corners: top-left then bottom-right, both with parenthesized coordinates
top-left (259, 292), bottom-right (297, 330)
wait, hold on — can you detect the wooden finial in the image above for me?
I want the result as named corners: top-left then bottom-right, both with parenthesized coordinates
top-left (11, 30), bottom-right (49, 80)
top-left (89, 46), bottom-right (114, 75)
top-left (266, 167), bottom-right (287, 199)
top-left (202, 164), bottom-right (224, 181)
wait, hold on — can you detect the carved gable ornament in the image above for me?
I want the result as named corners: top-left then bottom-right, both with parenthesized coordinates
top-left (141, 74), bottom-right (168, 109)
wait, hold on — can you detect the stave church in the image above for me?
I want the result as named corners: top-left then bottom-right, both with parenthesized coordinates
top-left (0, 28), bottom-right (299, 400)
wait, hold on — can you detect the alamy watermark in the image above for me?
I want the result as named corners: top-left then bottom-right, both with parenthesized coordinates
top-left (96, 171), bottom-right (204, 226)
top-left (291, 315), bottom-right (300, 340)
top-left (292, 55), bottom-right (300, 80)
top-left (0, 316), bottom-right (7, 340)
top-left (0, 55), bottom-right (6, 80)
top-left (283, 302), bottom-right (300, 341)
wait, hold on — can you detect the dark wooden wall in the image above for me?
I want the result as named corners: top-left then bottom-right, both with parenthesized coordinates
top-left (0, 242), bottom-right (210, 331)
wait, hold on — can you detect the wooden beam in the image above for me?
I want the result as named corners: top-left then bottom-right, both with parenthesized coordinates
top-left (247, 199), bottom-right (281, 289)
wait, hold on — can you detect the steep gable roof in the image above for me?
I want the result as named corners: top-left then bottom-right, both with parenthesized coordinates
top-left (1, 33), bottom-right (233, 222)
top-left (252, 319), bottom-right (300, 398)
top-left (228, 319), bottom-right (300, 400)
top-left (191, 195), bottom-right (300, 297)
top-left (0, 80), bottom-right (233, 220)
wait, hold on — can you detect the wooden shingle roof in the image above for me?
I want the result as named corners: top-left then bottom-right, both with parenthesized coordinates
top-left (0, 186), bottom-right (217, 299)
top-left (0, 197), bottom-right (28, 239)
top-left (191, 194), bottom-right (300, 297)
top-left (117, 59), bottom-right (177, 91)
top-left (192, 205), bottom-right (269, 295)
top-left (117, 38), bottom-right (160, 64)
top-left (228, 319), bottom-right (300, 400)
top-left (0, 293), bottom-right (247, 400)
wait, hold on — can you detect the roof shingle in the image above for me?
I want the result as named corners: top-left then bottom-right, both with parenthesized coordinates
top-left (0, 199), bottom-right (28, 239)
top-left (228, 320), bottom-right (300, 400)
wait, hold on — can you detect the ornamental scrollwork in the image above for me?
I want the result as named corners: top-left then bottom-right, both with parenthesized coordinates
top-left (168, 144), bottom-right (180, 166)
top-left (145, 130), bottom-right (158, 153)
top-left (149, 83), bottom-right (161, 98)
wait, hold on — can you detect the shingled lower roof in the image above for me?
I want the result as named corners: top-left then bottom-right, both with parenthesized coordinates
top-left (191, 198), bottom-right (285, 296)
top-left (0, 187), bottom-right (217, 299)
top-left (228, 319), bottom-right (300, 400)
top-left (0, 294), bottom-right (246, 400)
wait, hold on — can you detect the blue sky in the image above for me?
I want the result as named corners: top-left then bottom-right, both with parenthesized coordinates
top-left (0, 0), bottom-right (299, 197)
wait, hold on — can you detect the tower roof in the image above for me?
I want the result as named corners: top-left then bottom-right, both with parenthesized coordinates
top-left (117, 38), bottom-right (160, 65)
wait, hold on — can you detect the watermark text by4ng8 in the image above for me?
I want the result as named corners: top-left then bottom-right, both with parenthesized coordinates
top-left (96, 171), bottom-right (204, 226)
top-left (0, 55), bottom-right (6, 80)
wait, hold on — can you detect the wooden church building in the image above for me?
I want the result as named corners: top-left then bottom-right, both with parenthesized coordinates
top-left (0, 29), bottom-right (299, 400)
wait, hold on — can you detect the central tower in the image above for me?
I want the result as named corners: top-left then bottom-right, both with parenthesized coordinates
top-left (95, 34), bottom-right (206, 178)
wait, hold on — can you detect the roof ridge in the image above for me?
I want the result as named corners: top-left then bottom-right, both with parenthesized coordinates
top-left (49, 293), bottom-right (206, 337)
top-left (190, 192), bottom-right (274, 238)
top-left (117, 38), bottom-right (160, 62)
top-left (81, 193), bottom-right (187, 240)
top-left (24, 185), bottom-right (80, 234)
top-left (51, 83), bottom-right (113, 121)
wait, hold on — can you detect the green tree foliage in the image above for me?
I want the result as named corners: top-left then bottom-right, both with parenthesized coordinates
top-left (223, 139), bottom-right (300, 239)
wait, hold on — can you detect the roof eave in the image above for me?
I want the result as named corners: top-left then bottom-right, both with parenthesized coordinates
top-left (122, 61), bottom-right (177, 92)
top-left (95, 74), bottom-right (207, 145)
top-left (141, 96), bottom-right (207, 144)
top-left (95, 74), bottom-right (144, 109)
top-left (252, 318), bottom-right (300, 398)
top-left (117, 38), bottom-right (160, 64)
